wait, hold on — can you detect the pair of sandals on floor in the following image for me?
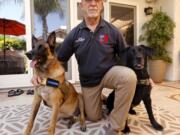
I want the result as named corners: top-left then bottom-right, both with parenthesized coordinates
top-left (8, 89), bottom-right (34, 97)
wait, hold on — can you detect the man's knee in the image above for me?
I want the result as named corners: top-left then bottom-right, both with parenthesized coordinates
top-left (124, 68), bottom-right (137, 85)
top-left (114, 67), bottom-right (137, 97)
top-left (114, 66), bottom-right (137, 85)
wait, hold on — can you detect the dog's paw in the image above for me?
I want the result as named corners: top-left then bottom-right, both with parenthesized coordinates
top-left (67, 120), bottom-right (74, 129)
top-left (67, 123), bottom-right (72, 129)
top-left (153, 123), bottom-right (164, 131)
top-left (122, 125), bottom-right (131, 133)
top-left (23, 126), bottom-right (32, 135)
top-left (80, 124), bottom-right (86, 132)
top-left (23, 133), bottom-right (30, 135)
top-left (129, 109), bottom-right (137, 115)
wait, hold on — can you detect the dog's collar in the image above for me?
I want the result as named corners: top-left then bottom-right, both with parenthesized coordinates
top-left (137, 79), bottom-right (150, 85)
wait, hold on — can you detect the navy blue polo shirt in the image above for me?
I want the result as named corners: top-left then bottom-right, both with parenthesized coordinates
top-left (57, 19), bottom-right (127, 87)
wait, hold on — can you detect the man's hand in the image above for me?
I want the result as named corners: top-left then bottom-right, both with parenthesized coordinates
top-left (31, 75), bottom-right (42, 86)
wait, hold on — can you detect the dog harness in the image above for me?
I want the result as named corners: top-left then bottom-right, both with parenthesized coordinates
top-left (137, 79), bottom-right (150, 85)
top-left (41, 78), bottom-right (60, 88)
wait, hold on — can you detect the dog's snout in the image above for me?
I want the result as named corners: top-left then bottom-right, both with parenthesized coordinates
top-left (25, 51), bottom-right (33, 60)
top-left (136, 57), bottom-right (142, 62)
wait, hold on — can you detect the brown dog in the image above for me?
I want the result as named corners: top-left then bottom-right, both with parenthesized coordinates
top-left (24, 32), bottom-right (86, 135)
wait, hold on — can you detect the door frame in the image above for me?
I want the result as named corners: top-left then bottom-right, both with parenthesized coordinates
top-left (109, 3), bottom-right (137, 45)
top-left (104, 0), bottom-right (139, 45)
top-left (0, 0), bottom-right (76, 89)
top-left (0, 0), bottom-right (33, 89)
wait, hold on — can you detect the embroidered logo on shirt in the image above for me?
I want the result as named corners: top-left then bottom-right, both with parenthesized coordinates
top-left (75, 37), bottom-right (85, 43)
top-left (99, 34), bottom-right (109, 44)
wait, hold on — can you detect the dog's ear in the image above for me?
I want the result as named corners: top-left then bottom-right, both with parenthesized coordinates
top-left (47, 31), bottom-right (56, 53)
top-left (119, 46), bottom-right (131, 66)
top-left (140, 45), bottom-right (155, 57)
top-left (32, 35), bottom-right (38, 48)
top-left (47, 31), bottom-right (56, 47)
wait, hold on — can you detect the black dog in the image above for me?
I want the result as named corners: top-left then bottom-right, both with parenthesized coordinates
top-left (106, 45), bottom-right (163, 133)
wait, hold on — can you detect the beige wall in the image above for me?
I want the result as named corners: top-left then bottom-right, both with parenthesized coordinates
top-left (175, 0), bottom-right (180, 80)
top-left (173, 0), bottom-right (180, 80)
top-left (155, 0), bottom-right (180, 81)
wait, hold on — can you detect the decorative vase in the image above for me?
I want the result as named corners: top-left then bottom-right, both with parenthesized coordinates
top-left (148, 60), bottom-right (166, 83)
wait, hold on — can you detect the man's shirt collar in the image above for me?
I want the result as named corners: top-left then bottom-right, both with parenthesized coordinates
top-left (79, 17), bottom-right (105, 30)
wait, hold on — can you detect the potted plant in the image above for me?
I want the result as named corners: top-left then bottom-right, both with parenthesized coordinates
top-left (139, 11), bottom-right (175, 82)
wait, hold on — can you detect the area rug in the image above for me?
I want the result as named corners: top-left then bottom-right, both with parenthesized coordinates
top-left (0, 103), bottom-right (180, 135)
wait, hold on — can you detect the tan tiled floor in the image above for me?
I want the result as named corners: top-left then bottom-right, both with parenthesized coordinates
top-left (159, 81), bottom-right (180, 89)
